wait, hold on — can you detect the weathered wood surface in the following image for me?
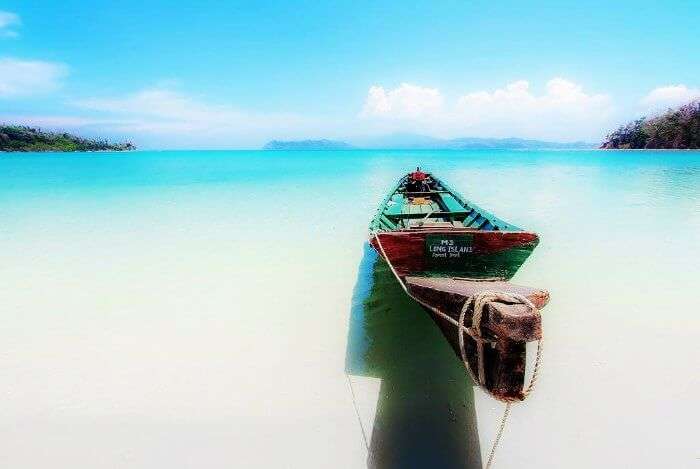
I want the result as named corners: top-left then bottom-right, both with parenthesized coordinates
top-left (406, 277), bottom-right (549, 309)
top-left (405, 277), bottom-right (549, 401)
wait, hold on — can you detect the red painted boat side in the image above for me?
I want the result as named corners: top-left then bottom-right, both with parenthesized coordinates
top-left (369, 229), bottom-right (539, 278)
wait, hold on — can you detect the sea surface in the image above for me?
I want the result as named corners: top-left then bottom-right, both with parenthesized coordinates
top-left (1, 150), bottom-right (698, 468)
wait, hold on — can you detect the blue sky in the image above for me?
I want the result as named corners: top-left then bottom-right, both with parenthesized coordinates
top-left (1, 0), bottom-right (699, 148)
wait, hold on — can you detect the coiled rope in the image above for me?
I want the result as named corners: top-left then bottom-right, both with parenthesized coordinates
top-left (370, 231), bottom-right (543, 469)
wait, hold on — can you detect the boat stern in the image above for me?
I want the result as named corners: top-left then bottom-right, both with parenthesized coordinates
top-left (370, 228), bottom-right (539, 280)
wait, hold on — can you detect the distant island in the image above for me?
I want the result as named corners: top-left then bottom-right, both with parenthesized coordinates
top-left (263, 139), bottom-right (354, 150)
top-left (0, 125), bottom-right (135, 152)
top-left (601, 100), bottom-right (700, 149)
top-left (263, 135), bottom-right (594, 150)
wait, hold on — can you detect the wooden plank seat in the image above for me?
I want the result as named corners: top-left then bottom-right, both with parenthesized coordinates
top-left (386, 211), bottom-right (469, 220)
top-left (402, 190), bottom-right (452, 195)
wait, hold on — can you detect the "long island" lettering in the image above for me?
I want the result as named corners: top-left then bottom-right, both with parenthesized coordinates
top-left (428, 239), bottom-right (473, 258)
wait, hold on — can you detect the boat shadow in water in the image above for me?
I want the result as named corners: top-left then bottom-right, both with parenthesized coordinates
top-left (346, 244), bottom-right (482, 469)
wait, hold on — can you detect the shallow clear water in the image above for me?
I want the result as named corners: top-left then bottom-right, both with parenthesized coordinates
top-left (1, 150), bottom-right (698, 468)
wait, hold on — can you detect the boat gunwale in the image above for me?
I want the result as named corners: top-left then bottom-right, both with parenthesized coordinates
top-left (370, 228), bottom-right (535, 235)
top-left (369, 172), bottom-right (524, 233)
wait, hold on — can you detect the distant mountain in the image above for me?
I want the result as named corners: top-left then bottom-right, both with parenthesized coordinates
top-left (264, 135), bottom-right (595, 150)
top-left (435, 137), bottom-right (594, 150)
top-left (350, 133), bottom-right (445, 149)
top-left (601, 100), bottom-right (700, 149)
top-left (263, 139), bottom-right (354, 150)
top-left (0, 125), bottom-right (135, 152)
top-left (353, 134), bottom-right (595, 150)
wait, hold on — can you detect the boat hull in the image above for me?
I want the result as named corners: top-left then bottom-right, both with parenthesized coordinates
top-left (370, 229), bottom-right (538, 280)
top-left (366, 172), bottom-right (548, 401)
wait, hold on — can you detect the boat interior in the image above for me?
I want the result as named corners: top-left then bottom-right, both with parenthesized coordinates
top-left (372, 171), bottom-right (520, 232)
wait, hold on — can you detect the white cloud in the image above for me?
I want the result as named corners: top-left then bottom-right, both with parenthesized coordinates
top-left (456, 78), bottom-right (612, 135)
top-left (457, 80), bottom-right (534, 110)
top-left (75, 87), bottom-right (308, 131)
top-left (361, 78), bottom-right (613, 141)
top-left (641, 84), bottom-right (700, 110)
top-left (0, 58), bottom-right (68, 97)
top-left (361, 83), bottom-right (444, 119)
top-left (77, 88), bottom-right (234, 123)
top-left (4, 78), bottom-right (616, 147)
top-left (0, 11), bottom-right (20, 38)
top-left (69, 86), bottom-right (323, 147)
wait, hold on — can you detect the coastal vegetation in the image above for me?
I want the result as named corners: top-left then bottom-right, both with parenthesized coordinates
top-left (0, 125), bottom-right (135, 152)
top-left (601, 100), bottom-right (700, 149)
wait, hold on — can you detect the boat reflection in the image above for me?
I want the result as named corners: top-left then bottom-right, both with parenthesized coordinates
top-left (346, 244), bottom-right (482, 468)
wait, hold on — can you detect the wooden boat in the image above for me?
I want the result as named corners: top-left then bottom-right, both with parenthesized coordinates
top-left (369, 169), bottom-right (549, 401)
top-left (369, 169), bottom-right (539, 280)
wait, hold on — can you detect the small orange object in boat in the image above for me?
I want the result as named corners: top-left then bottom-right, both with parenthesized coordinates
top-left (410, 197), bottom-right (430, 205)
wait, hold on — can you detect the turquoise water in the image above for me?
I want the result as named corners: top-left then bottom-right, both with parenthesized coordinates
top-left (1, 150), bottom-right (699, 468)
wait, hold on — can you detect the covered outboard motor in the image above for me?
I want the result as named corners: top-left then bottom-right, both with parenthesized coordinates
top-left (410, 167), bottom-right (427, 182)
top-left (408, 167), bottom-right (430, 192)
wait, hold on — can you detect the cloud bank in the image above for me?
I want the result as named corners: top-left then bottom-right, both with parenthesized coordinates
top-left (360, 78), bottom-right (614, 141)
top-left (12, 71), bottom-right (700, 148)
top-left (0, 58), bottom-right (68, 97)
top-left (68, 86), bottom-right (322, 147)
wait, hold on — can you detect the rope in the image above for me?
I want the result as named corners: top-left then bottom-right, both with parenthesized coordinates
top-left (485, 403), bottom-right (511, 469)
top-left (417, 209), bottom-right (435, 226)
top-left (345, 374), bottom-right (370, 451)
top-left (371, 231), bottom-right (544, 469)
top-left (459, 291), bottom-right (543, 396)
